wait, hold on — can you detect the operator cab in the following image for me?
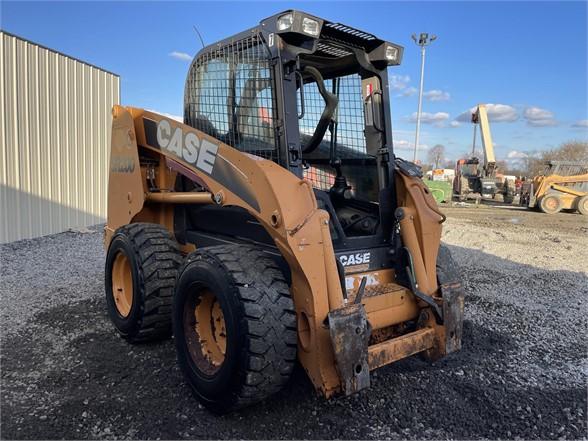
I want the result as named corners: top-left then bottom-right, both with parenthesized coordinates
top-left (183, 10), bottom-right (404, 256)
top-left (457, 158), bottom-right (481, 178)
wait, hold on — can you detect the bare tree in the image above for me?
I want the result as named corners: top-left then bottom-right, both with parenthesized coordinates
top-left (427, 144), bottom-right (445, 169)
top-left (524, 140), bottom-right (588, 177)
top-left (442, 158), bottom-right (455, 169)
top-left (496, 160), bottom-right (508, 174)
top-left (458, 149), bottom-right (484, 160)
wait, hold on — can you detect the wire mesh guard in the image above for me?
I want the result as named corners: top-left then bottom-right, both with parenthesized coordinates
top-left (300, 74), bottom-right (372, 191)
top-left (299, 74), bottom-right (368, 160)
top-left (185, 34), bottom-right (279, 162)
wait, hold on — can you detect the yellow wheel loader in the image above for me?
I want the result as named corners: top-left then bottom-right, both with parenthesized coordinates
top-left (104, 10), bottom-right (465, 413)
top-left (520, 161), bottom-right (588, 214)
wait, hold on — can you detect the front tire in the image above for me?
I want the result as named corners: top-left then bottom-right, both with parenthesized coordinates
top-left (539, 194), bottom-right (562, 214)
top-left (105, 223), bottom-right (183, 342)
top-left (173, 245), bottom-right (297, 413)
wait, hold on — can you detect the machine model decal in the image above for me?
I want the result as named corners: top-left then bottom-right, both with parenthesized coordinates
top-left (110, 156), bottom-right (135, 173)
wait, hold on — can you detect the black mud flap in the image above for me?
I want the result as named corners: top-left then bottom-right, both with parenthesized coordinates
top-left (328, 303), bottom-right (370, 395)
top-left (437, 246), bottom-right (465, 354)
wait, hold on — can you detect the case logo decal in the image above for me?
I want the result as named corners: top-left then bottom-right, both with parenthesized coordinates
top-left (339, 252), bottom-right (371, 267)
top-left (156, 119), bottom-right (218, 174)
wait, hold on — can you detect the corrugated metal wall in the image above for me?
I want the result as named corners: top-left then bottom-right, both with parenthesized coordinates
top-left (0, 31), bottom-right (120, 243)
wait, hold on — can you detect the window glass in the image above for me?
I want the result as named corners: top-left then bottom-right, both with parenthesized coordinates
top-left (300, 73), bottom-right (378, 201)
top-left (185, 36), bottom-right (278, 161)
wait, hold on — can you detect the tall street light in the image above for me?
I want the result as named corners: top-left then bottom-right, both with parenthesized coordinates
top-left (412, 32), bottom-right (436, 163)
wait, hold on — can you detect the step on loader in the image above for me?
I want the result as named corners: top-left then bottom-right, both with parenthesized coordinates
top-left (104, 10), bottom-right (465, 413)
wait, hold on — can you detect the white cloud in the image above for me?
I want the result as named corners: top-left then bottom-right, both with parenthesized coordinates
top-left (449, 121), bottom-right (461, 128)
top-left (423, 89), bottom-right (450, 101)
top-left (571, 119), bottom-right (588, 128)
top-left (504, 150), bottom-right (532, 169)
top-left (389, 74), bottom-right (411, 91)
top-left (456, 104), bottom-right (518, 123)
top-left (146, 109), bottom-right (183, 122)
top-left (408, 111), bottom-right (450, 127)
top-left (393, 139), bottom-right (429, 151)
top-left (394, 139), bottom-right (412, 150)
top-left (507, 150), bottom-right (528, 159)
top-left (523, 106), bottom-right (557, 127)
top-left (399, 86), bottom-right (418, 97)
top-left (169, 51), bottom-right (192, 62)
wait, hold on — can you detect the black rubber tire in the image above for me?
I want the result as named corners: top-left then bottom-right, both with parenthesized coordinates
top-left (539, 194), bottom-right (562, 214)
top-left (173, 245), bottom-right (297, 413)
top-left (105, 223), bottom-right (183, 342)
top-left (576, 195), bottom-right (588, 215)
top-left (436, 244), bottom-right (460, 285)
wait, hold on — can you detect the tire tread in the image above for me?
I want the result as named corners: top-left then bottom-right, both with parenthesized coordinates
top-left (113, 223), bottom-right (182, 342)
top-left (179, 244), bottom-right (297, 410)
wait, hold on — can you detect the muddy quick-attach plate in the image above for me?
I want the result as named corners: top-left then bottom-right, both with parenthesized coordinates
top-left (436, 246), bottom-right (466, 354)
top-left (440, 281), bottom-right (465, 354)
top-left (328, 303), bottom-right (370, 395)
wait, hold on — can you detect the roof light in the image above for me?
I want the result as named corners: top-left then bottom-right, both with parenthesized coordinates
top-left (302, 17), bottom-right (320, 36)
top-left (385, 46), bottom-right (399, 63)
top-left (277, 13), bottom-right (293, 31)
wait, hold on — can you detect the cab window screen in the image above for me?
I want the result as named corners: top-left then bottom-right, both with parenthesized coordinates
top-left (185, 34), bottom-right (279, 162)
top-left (299, 74), bottom-right (369, 160)
top-left (299, 74), bottom-right (378, 201)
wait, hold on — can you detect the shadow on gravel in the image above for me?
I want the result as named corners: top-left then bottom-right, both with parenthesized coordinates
top-left (1, 246), bottom-right (586, 440)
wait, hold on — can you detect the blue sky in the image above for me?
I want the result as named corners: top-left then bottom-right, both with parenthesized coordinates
top-left (2, 1), bottom-right (587, 165)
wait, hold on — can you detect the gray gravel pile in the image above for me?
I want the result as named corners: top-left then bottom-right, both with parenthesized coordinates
top-left (0, 225), bottom-right (105, 336)
top-left (1, 209), bottom-right (586, 440)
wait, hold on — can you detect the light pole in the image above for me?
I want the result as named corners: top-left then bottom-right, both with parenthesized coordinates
top-left (412, 32), bottom-right (436, 163)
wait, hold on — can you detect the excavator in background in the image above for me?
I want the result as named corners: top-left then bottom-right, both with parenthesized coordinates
top-left (453, 104), bottom-right (514, 203)
top-left (520, 161), bottom-right (588, 214)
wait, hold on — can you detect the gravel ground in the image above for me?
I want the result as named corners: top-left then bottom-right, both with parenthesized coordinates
top-left (1, 207), bottom-right (587, 440)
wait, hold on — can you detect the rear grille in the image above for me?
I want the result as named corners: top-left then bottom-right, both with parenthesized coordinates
top-left (320, 22), bottom-right (382, 52)
top-left (315, 41), bottom-right (353, 58)
top-left (323, 22), bottom-right (377, 42)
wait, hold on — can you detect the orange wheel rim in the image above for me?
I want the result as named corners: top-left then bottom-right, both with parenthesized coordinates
top-left (546, 198), bottom-right (557, 210)
top-left (184, 289), bottom-right (226, 374)
top-left (112, 252), bottom-right (133, 317)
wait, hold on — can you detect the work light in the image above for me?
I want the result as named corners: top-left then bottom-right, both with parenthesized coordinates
top-left (385, 46), bottom-right (399, 62)
top-left (277, 13), bottom-right (293, 31)
top-left (302, 17), bottom-right (320, 36)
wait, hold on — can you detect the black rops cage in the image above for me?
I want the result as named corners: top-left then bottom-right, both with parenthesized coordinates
top-left (184, 33), bottom-right (279, 162)
top-left (183, 31), bottom-right (375, 198)
top-left (183, 12), bottom-right (403, 206)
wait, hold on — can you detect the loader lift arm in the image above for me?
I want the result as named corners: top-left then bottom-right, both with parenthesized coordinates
top-left (107, 106), bottom-right (461, 398)
top-left (472, 104), bottom-right (496, 178)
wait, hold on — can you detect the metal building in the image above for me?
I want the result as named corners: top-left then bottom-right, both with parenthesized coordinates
top-left (0, 31), bottom-right (120, 243)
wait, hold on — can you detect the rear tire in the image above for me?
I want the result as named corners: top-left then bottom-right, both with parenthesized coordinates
top-left (539, 194), bottom-right (562, 214)
top-left (576, 195), bottom-right (588, 215)
top-left (105, 223), bottom-right (183, 342)
top-left (173, 245), bottom-right (297, 413)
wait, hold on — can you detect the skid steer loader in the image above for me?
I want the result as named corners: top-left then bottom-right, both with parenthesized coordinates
top-left (104, 10), bottom-right (465, 413)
